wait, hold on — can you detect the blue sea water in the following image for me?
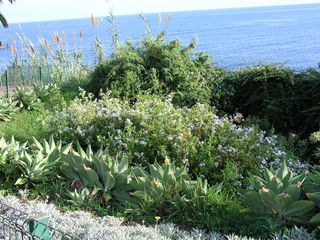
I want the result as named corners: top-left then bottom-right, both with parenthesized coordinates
top-left (1, 3), bottom-right (320, 71)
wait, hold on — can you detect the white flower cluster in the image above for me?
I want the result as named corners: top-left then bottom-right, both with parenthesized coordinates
top-left (47, 93), bottom-right (308, 179)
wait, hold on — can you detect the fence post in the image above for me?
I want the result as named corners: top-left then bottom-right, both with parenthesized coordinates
top-left (28, 214), bottom-right (51, 240)
top-left (39, 66), bottom-right (42, 84)
top-left (5, 70), bottom-right (9, 98)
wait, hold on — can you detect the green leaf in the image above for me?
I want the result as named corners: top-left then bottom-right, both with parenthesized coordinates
top-left (61, 142), bottom-right (73, 154)
top-left (118, 156), bottom-right (129, 173)
top-left (277, 161), bottom-right (289, 180)
top-left (112, 190), bottom-right (131, 202)
top-left (60, 164), bottom-right (79, 180)
top-left (274, 193), bottom-right (292, 214)
top-left (104, 172), bottom-right (116, 190)
top-left (307, 192), bottom-right (320, 207)
top-left (78, 166), bottom-right (102, 188)
top-left (310, 213), bottom-right (320, 224)
top-left (268, 176), bottom-right (283, 194)
top-left (284, 183), bottom-right (301, 201)
top-left (259, 187), bottom-right (276, 209)
top-left (285, 200), bottom-right (315, 217)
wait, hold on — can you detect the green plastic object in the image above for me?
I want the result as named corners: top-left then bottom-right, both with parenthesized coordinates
top-left (28, 214), bottom-right (50, 240)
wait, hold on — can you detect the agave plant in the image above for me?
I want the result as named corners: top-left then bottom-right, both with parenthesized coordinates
top-left (129, 161), bottom-right (188, 198)
top-left (303, 169), bottom-right (320, 224)
top-left (0, 98), bottom-right (19, 122)
top-left (67, 188), bottom-right (91, 207)
top-left (33, 83), bottom-right (60, 102)
top-left (15, 136), bottom-right (72, 185)
top-left (31, 135), bottom-right (72, 156)
top-left (127, 161), bottom-right (189, 216)
top-left (0, 136), bottom-right (27, 181)
top-left (243, 161), bottom-right (314, 231)
top-left (13, 86), bottom-right (43, 111)
top-left (60, 143), bottom-right (132, 204)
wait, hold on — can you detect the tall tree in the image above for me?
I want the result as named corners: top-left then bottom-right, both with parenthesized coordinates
top-left (0, 0), bottom-right (14, 28)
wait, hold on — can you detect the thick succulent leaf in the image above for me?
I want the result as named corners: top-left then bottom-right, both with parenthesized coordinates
top-left (285, 200), bottom-right (315, 217)
top-left (175, 165), bottom-right (187, 178)
top-left (47, 149), bottom-right (61, 163)
top-left (259, 187), bottom-right (276, 209)
top-left (307, 192), bottom-right (320, 207)
top-left (31, 137), bottom-right (43, 151)
top-left (277, 161), bottom-right (289, 180)
top-left (103, 172), bottom-right (116, 190)
top-left (61, 142), bottom-right (73, 154)
top-left (267, 176), bottom-right (283, 194)
top-left (76, 142), bottom-right (87, 159)
top-left (43, 139), bottom-right (51, 154)
top-left (114, 173), bottom-right (129, 187)
top-left (77, 166), bottom-right (102, 188)
top-left (310, 213), bottom-right (320, 224)
top-left (86, 145), bottom-right (93, 160)
top-left (309, 174), bottom-right (320, 184)
top-left (284, 183), bottom-right (301, 201)
top-left (274, 193), bottom-right (292, 214)
top-left (286, 216), bottom-right (311, 224)
top-left (263, 168), bottom-right (275, 182)
top-left (112, 190), bottom-right (131, 202)
top-left (48, 135), bottom-right (55, 150)
top-left (118, 156), bottom-right (129, 173)
top-left (60, 164), bottom-right (79, 180)
top-left (150, 163), bottom-right (163, 180)
top-left (282, 171), bottom-right (292, 189)
top-left (92, 156), bottom-right (108, 182)
top-left (132, 167), bottom-right (148, 178)
top-left (292, 174), bottom-right (306, 185)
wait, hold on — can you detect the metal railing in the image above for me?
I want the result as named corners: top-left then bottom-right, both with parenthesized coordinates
top-left (0, 201), bottom-right (77, 240)
top-left (0, 66), bottom-right (53, 97)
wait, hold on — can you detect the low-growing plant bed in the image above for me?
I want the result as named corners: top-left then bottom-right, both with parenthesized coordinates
top-left (0, 195), bottom-right (316, 240)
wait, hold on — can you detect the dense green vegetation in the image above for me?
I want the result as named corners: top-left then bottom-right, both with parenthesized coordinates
top-left (0, 27), bottom-right (319, 239)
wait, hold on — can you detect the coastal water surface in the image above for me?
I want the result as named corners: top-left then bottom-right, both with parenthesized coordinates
top-left (1, 3), bottom-right (320, 71)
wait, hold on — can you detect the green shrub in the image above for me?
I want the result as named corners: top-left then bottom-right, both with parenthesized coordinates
top-left (293, 69), bottom-right (320, 137)
top-left (224, 65), bottom-right (320, 139)
top-left (224, 65), bottom-right (296, 133)
top-left (310, 132), bottom-right (320, 161)
top-left (46, 91), bottom-right (305, 185)
top-left (88, 34), bottom-right (225, 107)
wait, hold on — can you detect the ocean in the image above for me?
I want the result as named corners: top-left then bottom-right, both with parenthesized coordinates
top-left (1, 3), bottom-right (320, 71)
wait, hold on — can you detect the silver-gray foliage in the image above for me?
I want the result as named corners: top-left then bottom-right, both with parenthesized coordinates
top-left (0, 195), bottom-right (315, 240)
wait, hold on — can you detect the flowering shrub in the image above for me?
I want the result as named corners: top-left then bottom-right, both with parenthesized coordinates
top-left (46, 91), bottom-right (306, 184)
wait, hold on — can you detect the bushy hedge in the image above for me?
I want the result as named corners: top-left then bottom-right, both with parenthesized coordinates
top-left (44, 91), bottom-right (305, 185)
top-left (88, 34), bottom-right (226, 107)
top-left (224, 65), bottom-right (320, 139)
